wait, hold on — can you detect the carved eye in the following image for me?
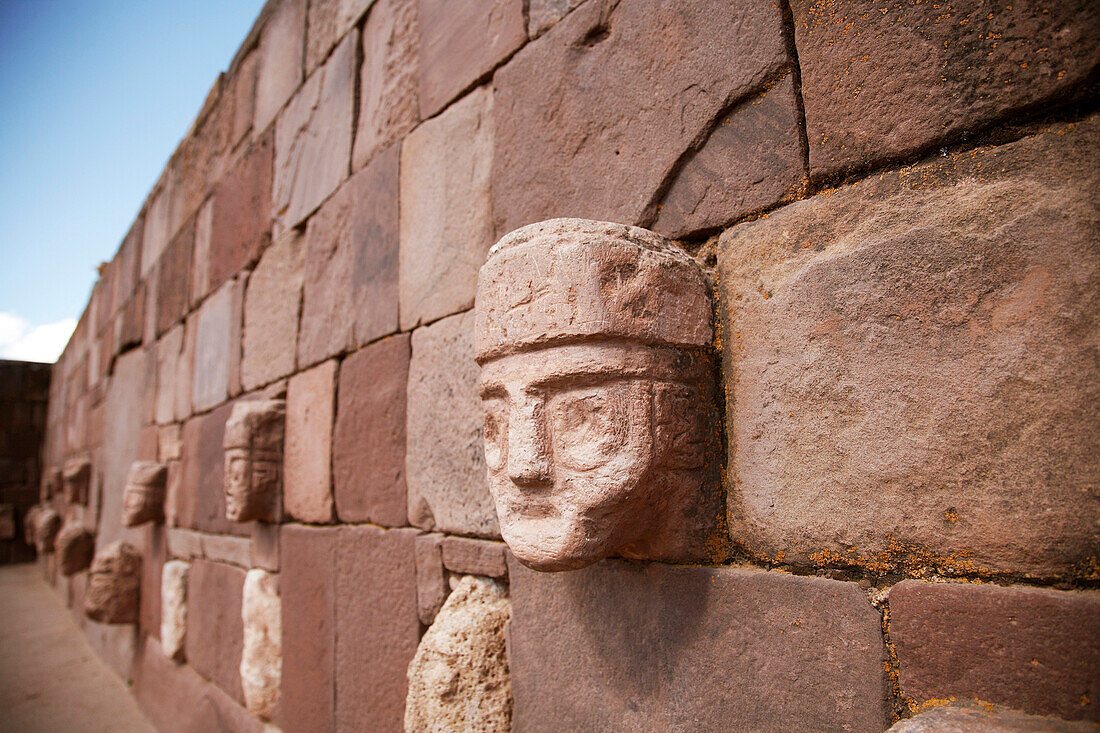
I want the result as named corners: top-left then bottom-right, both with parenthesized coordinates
top-left (547, 384), bottom-right (631, 471)
top-left (483, 398), bottom-right (507, 472)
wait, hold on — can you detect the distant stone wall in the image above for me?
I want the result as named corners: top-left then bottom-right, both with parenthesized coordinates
top-left (0, 359), bottom-right (50, 564)
top-left (37, 0), bottom-right (1098, 731)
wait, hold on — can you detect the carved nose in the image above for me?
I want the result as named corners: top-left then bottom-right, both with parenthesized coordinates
top-left (507, 399), bottom-right (552, 489)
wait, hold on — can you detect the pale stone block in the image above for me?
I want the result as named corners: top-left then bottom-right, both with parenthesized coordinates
top-left (161, 559), bottom-right (189, 662)
top-left (241, 568), bottom-right (282, 720)
top-left (254, 0), bottom-right (306, 134)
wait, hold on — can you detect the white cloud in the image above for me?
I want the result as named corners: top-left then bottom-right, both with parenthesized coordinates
top-left (0, 312), bottom-right (77, 363)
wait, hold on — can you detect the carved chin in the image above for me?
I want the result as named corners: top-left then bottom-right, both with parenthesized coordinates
top-left (501, 515), bottom-right (612, 572)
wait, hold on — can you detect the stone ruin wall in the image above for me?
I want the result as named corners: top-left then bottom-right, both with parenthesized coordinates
top-left (33, 0), bottom-right (1099, 731)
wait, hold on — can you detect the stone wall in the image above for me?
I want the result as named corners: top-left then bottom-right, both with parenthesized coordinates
top-left (37, 0), bottom-right (1098, 731)
top-left (0, 359), bottom-right (50, 563)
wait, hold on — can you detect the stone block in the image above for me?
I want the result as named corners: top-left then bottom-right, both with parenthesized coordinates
top-left (186, 559), bottom-right (246, 704)
top-left (716, 118), bottom-right (1100, 577)
top-left (492, 0), bottom-right (788, 235)
top-left (241, 568), bottom-right (281, 720)
top-left (406, 310), bottom-right (498, 537)
top-left (100, 349), bottom-right (150, 550)
top-left (161, 559), bottom-right (189, 662)
top-left (890, 580), bottom-right (1100, 722)
top-left (139, 523), bottom-right (166, 638)
top-left (56, 522), bottom-right (95, 576)
top-left (441, 536), bottom-right (507, 578)
top-left (207, 129), bottom-right (273, 293)
top-left (416, 0), bottom-right (524, 119)
top-left (333, 333), bottom-right (409, 525)
top-left (298, 142), bottom-right (400, 366)
top-left (242, 229), bottom-right (303, 390)
top-left (142, 185), bottom-right (172, 277)
top-left (115, 216), bottom-right (143, 311)
top-left (174, 316), bottom-right (196, 421)
top-left (414, 533), bottom-right (447, 626)
top-left (284, 361), bottom-right (336, 522)
top-left (155, 218), bottom-right (194, 336)
top-left (177, 402), bottom-right (250, 537)
top-left (117, 280), bottom-right (145, 352)
top-left (165, 528), bottom-right (204, 560)
top-left (352, 0), bottom-right (418, 171)
top-left (888, 704), bottom-right (1099, 732)
top-left (190, 200), bottom-right (213, 308)
top-left (251, 522), bottom-right (279, 571)
top-left (335, 525), bottom-right (420, 731)
top-left (527, 0), bottom-right (583, 37)
top-left (202, 534), bottom-right (251, 568)
top-left (653, 72), bottom-right (805, 238)
top-left (399, 86), bottom-right (493, 329)
top-left (191, 276), bottom-right (244, 414)
top-left (254, 0), bottom-right (306, 134)
top-left (791, 0), bottom-right (1100, 180)
top-left (84, 619), bottom-right (138, 683)
top-left (307, 0), bottom-right (375, 74)
top-left (154, 325), bottom-right (183, 425)
top-left (158, 423), bottom-right (182, 462)
top-left (509, 558), bottom-right (889, 731)
top-left (85, 541), bottom-right (142, 625)
top-left (273, 29), bottom-right (356, 230)
top-left (279, 524), bottom-right (337, 733)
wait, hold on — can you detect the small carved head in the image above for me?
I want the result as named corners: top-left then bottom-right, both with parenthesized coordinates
top-left (223, 400), bottom-right (286, 523)
top-left (62, 458), bottom-right (91, 505)
top-left (57, 522), bottom-right (95, 576)
top-left (121, 461), bottom-right (167, 527)
top-left (34, 506), bottom-right (62, 553)
top-left (85, 541), bottom-right (142, 624)
top-left (475, 219), bottom-right (719, 571)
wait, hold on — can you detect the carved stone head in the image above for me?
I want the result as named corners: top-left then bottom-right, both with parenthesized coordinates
top-left (34, 506), bottom-right (62, 553)
top-left (475, 219), bottom-right (720, 571)
top-left (84, 541), bottom-right (142, 624)
top-left (42, 467), bottom-right (63, 501)
top-left (23, 505), bottom-right (42, 547)
top-left (62, 458), bottom-right (91, 505)
top-left (121, 461), bottom-right (167, 527)
top-left (57, 522), bottom-right (95, 576)
top-left (223, 400), bottom-right (286, 523)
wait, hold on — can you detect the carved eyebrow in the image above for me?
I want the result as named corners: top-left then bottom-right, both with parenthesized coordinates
top-left (525, 370), bottom-right (625, 393)
top-left (478, 383), bottom-right (508, 400)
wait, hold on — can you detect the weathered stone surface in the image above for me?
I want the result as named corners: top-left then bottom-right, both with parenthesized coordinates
top-left (273, 29), bottom-right (356, 230)
top-left (34, 505), bottom-right (60, 552)
top-left (56, 522), bottom-right (95, 575)
top-left (140, 524), bottom-right (167, 639)
top-left (407, 310), bottom-right (498, 537)
top-left (527, 0), bottom-right (584, 37)
top-left (442, 537), bottom-right (507, 578)
top-left (241, 568), bottom-right (281, 720)
top-left (653, 72), bottom-right (805, 238)
top-left (399, 86), bottom-right (493, 329)
top-left (888, 704), bottom-right (1100, 732)
top-left (117, 281), bottom-right (145, 351)
top-left (176, 402), bottom-right (250, 537)
top-left (158, 423), bottom-right (182, 461)
top-left (253, 0), bottom-right (306, 134)
top-left (333, 333), bottom-right (409, 525)
top-left (142, 185), bottom-right (172, 277)
top-left (206, 129), bottom-right (273, 293)
top-left (161, 559), bottom-right (189, 662)
top-left (62, 456), bottom-right (91, 505)
top-left (84, 541), bottom-right (142, 625)
top-left (155, 325), bottom-right (183, 425)
top-left (202, 534), bottom-right (252, 568)
top-left (165, 528), bottom-right (204, 560)
top-left (405, 575), bottom-right (512, 732)
top-left (417, 0), bottom-right (524, 119)
top-left (493, 0), bottom-right (788, 235)
top-left (174, 317), bottom-right (196, 421)
top-left (717, 118), bottom-right (1100, 577)
top-left (191, 276), bottom-right (244, 413)
top-left (415, 533), bottom-right (448, 626)
top-left (186, 559), bottom-right (246, 703)
top-left (155, 218), bottom-right (194, 336)
top-left (890, 580), bottom-right (1100, 722)
top-left (791, 0), bottom-right (1100, 180)
top-left (279, 525), bottom-right (337, 733)
top-left (352, 0), bottom-right (418, 171)
top-left (100, 349), bottom-right (149, 549)
top-left (224, 399), bottom-right (285, 523)
top-left (509, 558), bottom-right (890, 731)
top-left (335, 525), bottom-right (419, 731)
top-left (251, 522), bottom-right (279, 571)
top-left (299, 142), bottom-right (400, 366)
top-left (285, 361), bottom-right (336, 522)
top-left (307, 0), bottom-right (375, 74)
top-left (121, 461), bottom-right (167, 527)
top-left (189, 200), bottom-right (213, 308)
top-left (242, 229), bottom-right (303, 390)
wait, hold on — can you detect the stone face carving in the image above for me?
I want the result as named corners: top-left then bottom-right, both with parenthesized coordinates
top-left (84, 541), bottom-right (142, 624)
top-left (223, 400), bottom-right (286, 523)
top-left (161, 560), bottom-right (189, 662)
top-left (474, 219), bottom-right (720, 571)
top-left (240, 568), bottom-right (281, 719)
top-left (56, 522), bottom-right (95, 576)
top-left (405, 575), bottom-right (512, 733)
top-left (34, 506), bottom-right (61, 553)
top-left (121, 461), bottom-right (167, 526)
top-left (62, 458), bottom-right (91, 505)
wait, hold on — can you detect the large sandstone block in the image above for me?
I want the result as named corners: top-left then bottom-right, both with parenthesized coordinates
top-left (190, 276), bottom-right (244, 414)
top-left (241, 568), bottom-right (281, 720)
top-left (298, 142), bottom-right (400, 366)
top-left (186, 559), bottom-right (246, 704)
top-left (791, 0), bottom-right (1100, 180)
top-left (161, 559), bottom-right (189, 662)
top-left (399, 86), bottom-right (493, 329)
top-left (333, 333), bottom-right (409, 525)
top-left (717, 118), bottom-right (1100, 578)
top-left (206, 129), bottom-right (273, 294)
top-left (890, 580), bottom-right (1100, 722)
top-left (335, 525), bottom-right (420, 732)
top-left (306, 0), bottom-right (375, 74)
top-left (285, 361), bottom-right (336, 522)
top-left (509, 558), bottom-right (889, 731)
top-left (176, 402), bottom-right (249, 537)
top-left (273, 29), bottom-right (356, 230)
top-left (527, 0), bottom-right (584, 37)
top-left (492, 0), bottom-right (788, 235)
top-left (406, 310), bottom-right (498, 537)
top-left (154, 325), bottom-right (183, 425)
top-left (888, 704), bottom-right (1099, 733)
top-left (416, 0), bottom-right (524, 119)
top-left (253, 0), bottom-right (306, 134)
top-left (99, 349), bottom-right (149, 550)
top-left (242, 229), bottom-right (304, 390)
top-left (155, 219), bottom-right (193, 336)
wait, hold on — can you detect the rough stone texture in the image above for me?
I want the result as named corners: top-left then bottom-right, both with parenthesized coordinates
top-left (223, 399), bottom-right (285, 523)
top-left (117, 282), bottom-right (145, 351)
top-left (890, 580), bottom-right (1100, 722)
top-left (165, 528), bottom-right (204, 560)
top-left (206, 129), bottom-right (273, 294)
top-left (307, 0), bottom-right (375, 73)
top-left (155, 325), bottom-right (183, 425)
top-left (399, 86), bottom-right (493, 329)
top-left (242, 229), bottom-right (303, 390)
top-left (509, 558), bottom-right (890, 731)
top-left (273, 29), bottom-right (356, 231)
top-left (493, 0), bottom-right (788, 236)
top-left (415, 533), bottom-right (448, 626)
top-left (34, 505), bottom-right (60, 552)
top-left (253, 0), bottom-right (306, 134)
top-left (405, 575), bottom-right (512, 733)
top-left (142, 186), bottom-right (172, 277)
top-left (139, 523), bottom-right (167, 640)
top-left (241, 568), bottom-right (281, 720)
top-left (527, 0), bottom-right (584, 37)
top-left (100, 349), bottom-right (149, 550)
top-left (352, 0), bottom-right (418, 172)
top-left (299, 142), bottom-right (400, 366)
top-left (186, 559), bottom-right (246, 703)
top-left (887, 704), bottom-right (1100, 732)
top-left (407, 310), bottom-right (498, 537)
top-left (717, 118), bottom-right (1100, 578)
top-left (442, 537), bottom-right (507, 578)
top-left (176, 402), bottom-right (250, 537)
top-left (121, 461), bottom-right (167, 527)
top-left (653, 72), bottom-right (805, 238)
top-left (791, 0), bottom-right (1100, 180)
top-left (191, 276), bottom-right (244, 414)
top-left (333, 333), bottom-right (409, 525)
top-left (335, 525), bottom-right (419, 732)
top-left (84, 541), bottom-right (142, 625)
top-left (279, 525), bottom-right (337, 733)
top-left (155, 219), bottom-right (194, 336)
top-left (284, 361), bottom-right (336, 522)
top-left (56, 522), bottom-right (95, 576)
top-left (158, 423), bottom-right (182, 461)
top-left (161, 559), bottom-right (189, 662)
top-left (202, 534), bottom-right (252, 568)
top-left (174, 316), bottom-right (196, 421)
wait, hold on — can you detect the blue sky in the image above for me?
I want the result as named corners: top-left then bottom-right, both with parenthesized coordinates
top-left (0, 0), bottom-right (266, 361)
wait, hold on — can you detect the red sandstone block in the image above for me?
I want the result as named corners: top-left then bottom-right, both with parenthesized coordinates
top-left (279, 524), bottom-right (337, 733)
top-left (509, 557), bottom-right (890, 731)
top-left (241, 229), bottom-right (303, 391)
top-left (527, 0), bottom-right (584, 37)
top-left (98, 348), bottom-right (153, 549)
top-left (253, 0), bottom-right (306, 134)
top-left (186, 559), bottom-right (247, 704)
top-left (285, 361), bottom-right (336, 523)
top-left (890, 580), bottom-right (1100, 722)
top-left (206, 130), bottom-right (273, 295)
top-left (177, 402), bottom-right (249, 537)
top-left (441, 536), bottom-right (507, 578)
top-left (306, 0), bottom-right (374, 74)
top-left (414, 532), bottom-right (447, 626)
top-left (114, 216), bottom-right (143, 314)
top-left (335, 525), bottom-right (420, 731)
top-left (191, 276), bottom-right (245, 414)
top-left (333, 333), bottom-right (409, 525)
top-left (251, 522), bottom-right (278, 571)
top-left (117, 281), bottom-right (145, 352)
top-left (139, 523), bottom-right (166, 639)
top-left (155, 209), bottom-right (194, 339)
